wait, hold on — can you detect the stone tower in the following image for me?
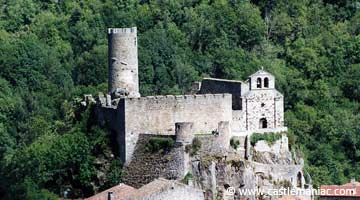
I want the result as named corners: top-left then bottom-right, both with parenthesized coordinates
top-left (108, 27), bottom-right (140, 97)
top-left (175, 122), bottom-right (194, 144)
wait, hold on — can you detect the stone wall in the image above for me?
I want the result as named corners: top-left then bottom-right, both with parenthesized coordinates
top-left (252, 162), bottom-right (305, 189)
top-left (232, 110), bottom-right (247, 133)
top-left (198, 78), bottom-right (246, 110)
top-left (275, 94), bottom-right (285, 127)
top-left (122, 135), bottom-right (186, 188)
top-left (123, 94), bottom-right (233, 161)
top-left (95, 100), bottom-right (127, 162)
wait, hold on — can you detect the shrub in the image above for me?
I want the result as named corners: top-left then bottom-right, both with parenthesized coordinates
top-left (145, 137), bottom-right (175, 153)
top-left (185, 137), bottom-right (202, 156)
top-left (250, 132), bottom-right (281, 146)
top-left (104, 159), bottom-right (123, 188)
top-left (181, 172), bottom-right (193, 184)
top-left (230, 137), bottom-right (240, 149)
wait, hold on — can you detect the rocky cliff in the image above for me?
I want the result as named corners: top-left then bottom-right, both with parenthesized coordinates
top-left (121, 132), bottom-right (312, 200)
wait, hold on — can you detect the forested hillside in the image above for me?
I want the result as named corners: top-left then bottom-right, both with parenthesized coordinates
top-left (0, 0), bottom-right (358, 199)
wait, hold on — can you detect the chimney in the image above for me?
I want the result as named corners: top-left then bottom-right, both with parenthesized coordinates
top-left (108, 191), bottom-right (114, 200)
top-left (351, 177), bottom-right (356, 184)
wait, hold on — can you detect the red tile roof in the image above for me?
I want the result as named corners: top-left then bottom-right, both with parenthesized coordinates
top-left (85, 184), bottom-right (137, 200)
top-left (320, 180), bottom-right (360, 197)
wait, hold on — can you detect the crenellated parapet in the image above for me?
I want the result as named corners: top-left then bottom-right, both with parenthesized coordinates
top-left (125, 93), bottom-right (231, 101)
top-left (108, 27), bottom-right (137, 34)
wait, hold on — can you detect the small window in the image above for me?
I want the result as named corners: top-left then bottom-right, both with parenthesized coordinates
top-left (256, 78), bottom-right (262, 88)
top-left (297, 172), bottom-right (302, 188)
top-left (264, 77), bottom-right (269, 88)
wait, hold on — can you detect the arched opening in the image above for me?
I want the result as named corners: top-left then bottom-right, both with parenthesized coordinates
top-left (297, 172), bottom-right (302, 188)
top-left (259, 118), bottom-right (267, 129)
top-left (264, 77), bottom-right (269, 88)
top-left (256, 78), bottom-right (262, 88)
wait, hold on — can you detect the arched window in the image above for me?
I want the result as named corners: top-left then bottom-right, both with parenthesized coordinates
top-left (259, 118), bottom-right (267, 129)
top-left (256, 78), bottom-right (262, 88)
top-left (264, 77), bottom-right (269, 88)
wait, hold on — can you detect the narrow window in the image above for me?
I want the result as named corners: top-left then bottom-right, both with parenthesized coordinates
top-left (297, 172), bottom-right (302, 188)
top-left (264, 77), bottom-right (269, 88)
top-left (256, 78), bottom-right (262, 88)
top-left (259, 118), bottom-right (267, 129)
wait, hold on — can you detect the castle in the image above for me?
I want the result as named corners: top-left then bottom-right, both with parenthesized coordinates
top-left (96, 27), bottom-right (287, 164)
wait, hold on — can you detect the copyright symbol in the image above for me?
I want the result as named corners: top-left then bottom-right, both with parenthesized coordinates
top-left (226, 187), bottom-right (235, 195)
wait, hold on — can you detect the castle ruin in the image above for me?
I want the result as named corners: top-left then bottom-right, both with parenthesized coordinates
top-left (96, 27), bottom-right (287, 164)
top-left (88, 27), bottom-right (312, 199)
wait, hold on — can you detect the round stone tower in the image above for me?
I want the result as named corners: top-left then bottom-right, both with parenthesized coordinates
top-left (175, 122), bottom-right (194, 144)
top-left (108, 27), bottom-right (140, 97)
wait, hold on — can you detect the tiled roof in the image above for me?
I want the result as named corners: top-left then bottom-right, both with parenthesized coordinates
top-left (320, 180), bottom-right (360, 197)
top-left (85, 183), bottom-right (137, 200)
top-left (124, 178), bottom-right (180, 199)
top-left (343, 181), bottom-right (360, 187)
top-left (320, 185), bottom-right (360, 197)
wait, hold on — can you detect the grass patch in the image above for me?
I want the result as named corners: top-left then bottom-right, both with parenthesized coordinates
top-left (250, 132), bottom-right (281, 146)
top-left (145, 137), bottom-right (175, 153)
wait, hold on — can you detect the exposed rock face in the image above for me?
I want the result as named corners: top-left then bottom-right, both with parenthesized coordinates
top-left (188, 134), bottom-right (310, 200)
top-left (191, 156), bottom-right (257, 200)
top-left (119, 132), bottom-right (310, 200)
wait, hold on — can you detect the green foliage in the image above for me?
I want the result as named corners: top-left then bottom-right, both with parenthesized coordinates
top-left (6, 178), bottom-right (58, 200)
top-left (4, 131), bottom-right (95, 189)
top-left (181, 172), bottom-right (193, 184)
top-left (145, 137), bottom-right (175, 153)
top-left (250, 133), bottom-right (282, 146)
top-left (102, 159), bottom-right (123, 190)
top-left (230, 137), bottom-right (240, 150)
